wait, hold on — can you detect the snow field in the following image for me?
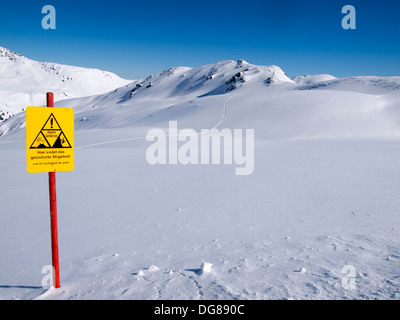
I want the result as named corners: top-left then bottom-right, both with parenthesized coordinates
top-left (1, 131), bottom-right (400, 300)
top-left (1, 53), bottom-right (400, 300)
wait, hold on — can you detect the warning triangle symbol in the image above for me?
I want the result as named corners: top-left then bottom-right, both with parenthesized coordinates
top-left (52, 132), bottom-right (72, 148)
top-left (30, 132), bottom-right (51, 149)
top-left (30, 114), bottom-right (72, 149)
top-left (42, 114), bottom-right (61, 130)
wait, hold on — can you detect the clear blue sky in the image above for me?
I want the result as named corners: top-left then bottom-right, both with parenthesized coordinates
top-left (1, 0), bottom-right (400, 80)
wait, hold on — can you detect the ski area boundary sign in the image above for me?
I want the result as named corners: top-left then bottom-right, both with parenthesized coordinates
top-left (26, 107), bottom-right (74, 173)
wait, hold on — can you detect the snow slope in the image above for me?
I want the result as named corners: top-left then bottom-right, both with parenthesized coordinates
top-left (1, 58), bottom-right (400, 300)
top-left (4, 57), bottom-right (400, 139)
top-left (294, 73), bottom-right (400, 95)
top-left (293, 74), bottom-right (338, 85)
top-left (0, 46), bottom-right (131, 121)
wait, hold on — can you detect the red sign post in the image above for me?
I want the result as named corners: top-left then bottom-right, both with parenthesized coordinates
top-left (26, 92), bottom-right (74, 289)
top-left (47, 92), bottom-right (61, 289)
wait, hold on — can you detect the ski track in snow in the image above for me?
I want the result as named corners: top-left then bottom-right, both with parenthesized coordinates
top-left (75, 95), bottom-right (236, 150)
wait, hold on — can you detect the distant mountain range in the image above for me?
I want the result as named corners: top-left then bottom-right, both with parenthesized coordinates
top-left (0, 46), bottom-right (131, 120)
top-left (1, 46), bottom-right (400, 139)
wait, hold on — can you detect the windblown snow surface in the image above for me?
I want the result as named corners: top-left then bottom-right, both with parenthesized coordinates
top-left (1, 56), bottom-right (400, 300)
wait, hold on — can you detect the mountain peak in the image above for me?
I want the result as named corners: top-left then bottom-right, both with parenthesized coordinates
top-left (0, 46), bottom-right (131, 121)
top-left (74, 59), bottom-right (296, 110)
top-left (0, 47), bottom-right (25, 61)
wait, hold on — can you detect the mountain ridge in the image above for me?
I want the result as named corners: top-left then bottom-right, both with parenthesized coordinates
top-left (0, 46), bottom-right (132, 120)
top-left (1, 46), bottom-right (400, 139)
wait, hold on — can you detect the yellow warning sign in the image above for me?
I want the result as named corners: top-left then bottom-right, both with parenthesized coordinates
top-left (26, 107), bottom-right (74, 173)
top-left (30, 114), bottom-right (72, 149)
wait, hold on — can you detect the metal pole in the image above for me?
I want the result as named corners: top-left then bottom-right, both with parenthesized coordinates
top-left (47, 92), bottom-right (61, 289)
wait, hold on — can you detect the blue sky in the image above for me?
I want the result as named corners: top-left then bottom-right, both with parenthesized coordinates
top-left (1, 0), bottom-right (400, 80)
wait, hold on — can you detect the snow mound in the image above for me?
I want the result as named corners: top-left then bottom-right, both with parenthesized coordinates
top-left (200, 263), bottom-right (213, 275)
top-left (293, 74), bottom-right (337, 85)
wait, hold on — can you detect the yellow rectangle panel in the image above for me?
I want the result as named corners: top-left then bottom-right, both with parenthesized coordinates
top-left (26, 107), bottom-right (74, 173)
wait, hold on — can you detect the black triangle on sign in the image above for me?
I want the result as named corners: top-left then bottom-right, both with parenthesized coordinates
top-left (30, 113), bottom-right (72, 149)
top-left (52, 132), bottom-right (72, 148)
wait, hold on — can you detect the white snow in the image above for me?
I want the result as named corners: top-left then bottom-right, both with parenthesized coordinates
top-left (1, 49), bottom-right (400, 300)
top-left (201, 263), bottom-right (213, 275)
top-left (0, 46), bottom-right (132, 120)
top-left (293, 74), bottom-right (338, 85)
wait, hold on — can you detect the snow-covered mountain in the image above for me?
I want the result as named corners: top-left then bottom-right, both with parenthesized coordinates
top-left (0, 46), bottom-right (132, 121)
top-left (122, 59), bottom-right (294, 100)
top-left (2, 51), bottom-right (400, 140)
top-left (0, 49), bottom-right (400, 139)
top-left (71, 58), bottom-right (293, 105)
top-left (0, 58), bottom-right (295, 135)
top-left (2, 53), bottom-right (400, 300)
